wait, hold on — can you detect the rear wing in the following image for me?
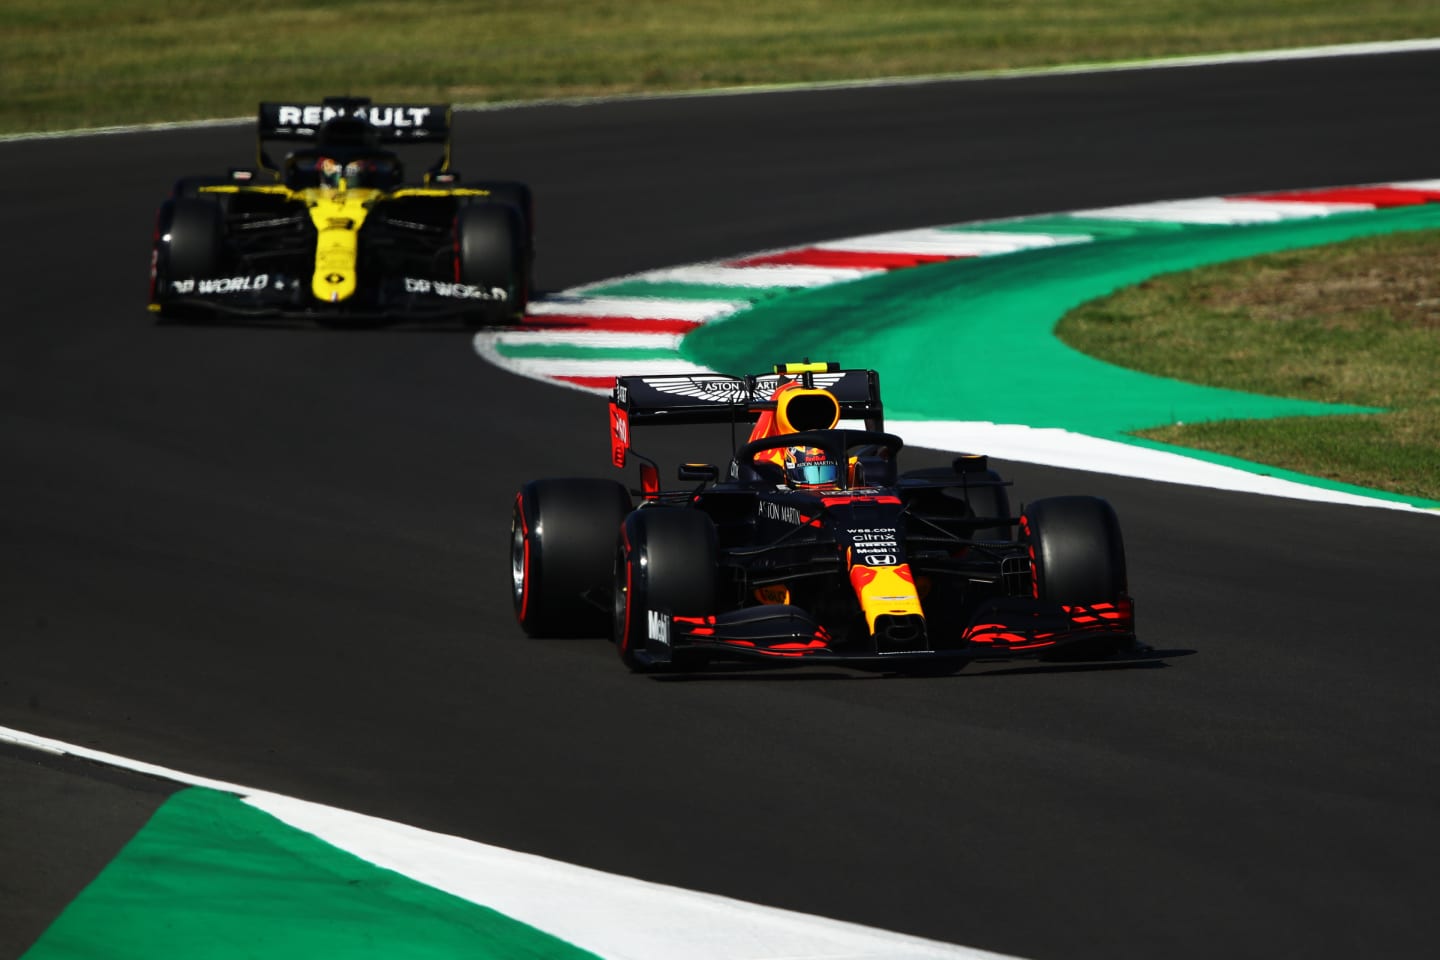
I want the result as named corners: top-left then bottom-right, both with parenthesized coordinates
top-left (609, 362), bottom-right (883, 468)
top-left (255, 96), bottom-right (453, 173)
top-left (257, 98), bottom-right (451, 142)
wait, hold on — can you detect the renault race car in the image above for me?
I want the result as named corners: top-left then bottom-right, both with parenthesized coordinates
top-left (511, 361), bottom-right (1137, 673)
top-left (148, 96), bottom-right (532, 324)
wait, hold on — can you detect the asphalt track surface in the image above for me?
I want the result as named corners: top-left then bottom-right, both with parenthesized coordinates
top-left (4, 51), bottom-right (1440, 960)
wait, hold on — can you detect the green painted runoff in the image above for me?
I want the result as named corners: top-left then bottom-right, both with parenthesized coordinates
top-left (23, 788), bottom-right (599, 960)
top-left (683, 203), bottom-right (1440, 437)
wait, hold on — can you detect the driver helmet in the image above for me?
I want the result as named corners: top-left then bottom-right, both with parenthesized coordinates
top-left (317, 156), bottom-right (344, 189)
top-left (783, 445), bottom-right (838, 488)
top-left (342, 157), bottom-right (381, 187)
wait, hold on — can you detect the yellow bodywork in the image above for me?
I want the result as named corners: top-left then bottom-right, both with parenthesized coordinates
top-left (849, 560), bottom-right (925, 634)
top-left (303, 187), bottom-right (380, 302)
top-left (198, 183), bottom-right (491, 304)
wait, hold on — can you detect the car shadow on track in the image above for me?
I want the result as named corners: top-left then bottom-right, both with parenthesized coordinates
top-left (649, 647), bottom-right (1194, 683)
top-left (962, 647), bottom-right (1194, 679)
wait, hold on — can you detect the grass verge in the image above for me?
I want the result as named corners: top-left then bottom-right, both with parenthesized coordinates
top-left (1056, 229), bottom-right (1440, 501)
top-left (9, 3), bottom-right (1439, 502)
top-left (4, 1), bottom-right (1440, 135)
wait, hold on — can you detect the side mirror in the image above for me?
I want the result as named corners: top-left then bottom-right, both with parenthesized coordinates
top-left (852, 456), bottom-right (895, 486)
top-left (678, 463), bottom-right (719, 482)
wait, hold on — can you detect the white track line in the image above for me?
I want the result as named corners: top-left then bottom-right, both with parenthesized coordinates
top-left (526, 297), bottom-right (749, 321)
top-left (893, 422), bottom-right (1439, 515)
top-left (0, 724), bottom-right (1019, 960)
top-left (816, 228), bottom-right (1090, 255)
top-left (488, 330), bottom-right (689, 351)
top-left (630, 263), bottom-right (881, 287)
top-left (1070, 196), bottom-right (1373, 223)
top-left (11, 39), bottom-right (1440, 145)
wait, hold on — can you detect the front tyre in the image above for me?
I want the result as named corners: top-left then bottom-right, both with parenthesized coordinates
top-left (613, 508), bottom-right (718, 671)
top-left (1020, 496), bottom-right (1127, 604)
top-left (151, 196), bottom-right (225, 318)
top-left (163, 196), bottom-right (225, 280)
top-left (512, 478), bottom-right (632, 638)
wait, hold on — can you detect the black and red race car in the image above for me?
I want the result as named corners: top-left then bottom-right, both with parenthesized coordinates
top-left (511, 361), bottom-right (1136, 673)
top-left (148, 96), bottom-right (532, 325)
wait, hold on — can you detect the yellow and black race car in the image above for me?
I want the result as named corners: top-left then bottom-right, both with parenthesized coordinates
top-left (148, 96), bottom-right (532, 325)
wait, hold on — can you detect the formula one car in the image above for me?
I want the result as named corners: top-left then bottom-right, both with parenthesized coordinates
top-left (149, 96), bottom-right (532, 324)
top-left (511, 361), bottom-right (1137, 673)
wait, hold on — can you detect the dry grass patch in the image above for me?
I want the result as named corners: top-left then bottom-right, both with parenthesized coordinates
top-left (5, 1), bottom-right (1440, 133)
top-left (1058, 229), bottom-right (1440, 501)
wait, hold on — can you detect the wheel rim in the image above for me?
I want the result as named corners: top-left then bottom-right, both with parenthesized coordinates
top-left (510, 516), bottom-right (527, 610)
top-left (612, 550), bottom-right (626, 639)
top-left (613, 547), bottom-right (632, 651)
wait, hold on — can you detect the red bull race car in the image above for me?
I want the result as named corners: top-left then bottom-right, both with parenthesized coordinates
top-left (149, 96), bottom-right (532, 325)
top-left (511, 362), bottom-right (1137, 673)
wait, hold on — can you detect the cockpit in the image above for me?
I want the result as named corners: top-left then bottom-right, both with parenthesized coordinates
top-left (283, 114), bottom-right (403, 190)
top-left (284, 150), bottom-right (402, 190)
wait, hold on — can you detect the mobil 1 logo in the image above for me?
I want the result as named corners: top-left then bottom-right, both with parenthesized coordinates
top-left (849, 526), bottom-right (900, 565)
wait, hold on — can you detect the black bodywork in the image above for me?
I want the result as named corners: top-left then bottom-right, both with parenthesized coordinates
top-left (512, 363), bottom-right (1138, 673)
top-left (148, 96), bottom-right (532, 324)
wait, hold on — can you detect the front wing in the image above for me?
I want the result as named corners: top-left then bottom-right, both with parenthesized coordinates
top-left (633, 596), bottom-right (1137, 670)
top-left (153, 271), bottom-right (511, 322)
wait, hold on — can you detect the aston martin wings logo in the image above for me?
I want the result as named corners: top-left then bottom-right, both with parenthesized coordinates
top-left (645, 373), bottom-right (845, 405)
top-left (644, 376), bottom-right (751, 404)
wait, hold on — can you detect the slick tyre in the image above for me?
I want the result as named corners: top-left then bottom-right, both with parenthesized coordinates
top-left (512, 478), bottom-right (632, 638)
top-left (1020, 496), bottom-right (1127, 605)
top-left (466, 180), bottom-right (534, 257)
top-left (456, 202), bottom-right (526, 324)
top-left (161, 196), bottom-right (224, 283)
top-left (613, 508), bottom-right (718, 672)
top-left (152, 196), bottom-right (225, 320)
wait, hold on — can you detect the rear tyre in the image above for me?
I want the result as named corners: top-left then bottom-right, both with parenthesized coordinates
top-left (512, 478), bottom-right (632, 638)
top-left (613, 508), bottom-right (718, 672)
top-left (1020, 496), bottom-right (1126, 604)
top-left (456, 201), bottom-right (527, 324)
top-left (465, 180), bottom-right (534, 256)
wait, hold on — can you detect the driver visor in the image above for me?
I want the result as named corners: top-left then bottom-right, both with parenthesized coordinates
top-left (793, 461), bottom-right (837, 484)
